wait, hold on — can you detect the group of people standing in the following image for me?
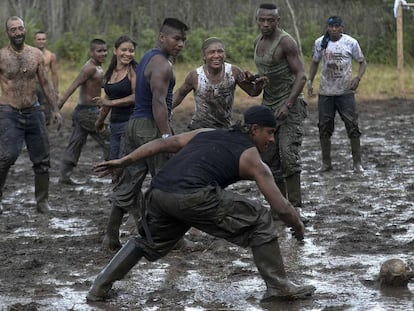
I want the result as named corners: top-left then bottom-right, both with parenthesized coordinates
top-left (0, 2), bottom-right (367, 305)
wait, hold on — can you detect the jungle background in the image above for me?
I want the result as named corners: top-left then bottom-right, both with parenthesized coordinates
top-left (1, 0), bottom-right (413, 67)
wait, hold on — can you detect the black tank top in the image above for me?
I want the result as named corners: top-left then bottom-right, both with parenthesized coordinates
top-left (104, 75), bottom-right (133, 123)
top-left (151, 129), bottom-right (255, 193)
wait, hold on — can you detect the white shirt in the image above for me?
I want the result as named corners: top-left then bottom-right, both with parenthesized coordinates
top-left (312, 33), bottom-right (365, 96)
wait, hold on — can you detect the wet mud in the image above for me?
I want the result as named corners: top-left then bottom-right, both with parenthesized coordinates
top-left (0, 99), bottom-right (413, 310)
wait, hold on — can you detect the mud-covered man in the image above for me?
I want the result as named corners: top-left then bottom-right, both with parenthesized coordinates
top-left (87, 105), bottom-right (315, 303)
top-left (58, 38), bottom-right (110, 185)
top-left (254, 4), bottom-right (308, 215)
top-left (35, 31), bottom-right (59, 125)
top-left (0, 16), bottom-right (62, 214)
top-left (307, 16), bottom-right (367, 173)
top-left (173, 37), bottom-right (267, 129)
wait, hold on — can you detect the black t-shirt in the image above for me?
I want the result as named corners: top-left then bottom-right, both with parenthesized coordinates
top-left (151, 129), bottom-right (254, 193)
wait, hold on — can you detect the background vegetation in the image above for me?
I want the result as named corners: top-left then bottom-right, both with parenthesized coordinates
top-left (1, 0), bottom-right (414, 65)
top-left (1, 0), bottom-right (414, 102)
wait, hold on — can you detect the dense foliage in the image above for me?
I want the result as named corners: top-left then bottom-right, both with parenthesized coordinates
top-left (1, 0), bottom-right (413, 66)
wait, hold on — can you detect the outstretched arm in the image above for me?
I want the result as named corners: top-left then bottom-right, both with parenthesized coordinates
top-left (173, 71), bottom-right (196, 109)
top-left (94, 128), bottom-right (214, 176)
top-left (58, 62), bottom-right (94, 109)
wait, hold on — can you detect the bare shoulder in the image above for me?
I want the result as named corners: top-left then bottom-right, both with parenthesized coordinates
top-left (239, 147), bottom-right (266, 180)
top-left (280, 34), bottom-right (299, 53)
top-left (185, 70), bottom-right (198, 84)
top-left (231, 64), bottom-right (243, 75)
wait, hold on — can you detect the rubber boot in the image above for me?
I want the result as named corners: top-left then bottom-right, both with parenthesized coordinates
top-left (252, 240), bottom-right (315, 301)
top-left (351, 138), bottom-right (364, 173)
top-left (319, 137), bottom-right (332, 172)
top-left (102, 206), bottom-right (125, 252)
top-left (59, 161), bottom-right (82, 185)
top-left (0, 168), bottom-right (8, 215)
top-left (35, 173), bottom-right (50, 214)
top-left (87, 239), bottom-right (143, 302)
top-left (286, 172), bottom-right (308, 224)
top-left (286, 173), bottom-right (302, 208)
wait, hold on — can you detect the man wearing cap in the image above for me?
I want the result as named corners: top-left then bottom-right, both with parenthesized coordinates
top-left (86, 105), bottom-right (316, 303)
top-left (308, 16), bottom-right (367, 173)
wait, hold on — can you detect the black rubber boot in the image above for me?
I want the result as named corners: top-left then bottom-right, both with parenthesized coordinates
top-left (286, 173), bottom-right (308, 223)
top-left (351, 137), bottom-right (364, 173)
top-left (0, 168), bottom-right (9, 215)
top-left (35, 173), bottom-right (50, 214)
top-left (252, 240), bottom-right (315, 301)
top-left (319, 137), bottom-right (332, 172)
top-left (286, 172), bottom-right (302, 208)
top-left (87, 239), bottom-right (143, 302)
top-left (102, 206), bottom-right (125, 252)
top-left (59, 161), bottom-right (82, 185)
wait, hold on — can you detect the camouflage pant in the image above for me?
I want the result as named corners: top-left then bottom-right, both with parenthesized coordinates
top-left (260, 99), bottom-right (307, 181)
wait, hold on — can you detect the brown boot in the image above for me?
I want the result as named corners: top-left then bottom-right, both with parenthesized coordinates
top-left (351, 138), bottom-right (364, 173)
top-left (319, 137), bottom-right (332, 172)
top-left (102, 206), bottom-right (125, 252)
top-left (35, 173), bottom-right (50, 214)
top-left (87, 239), bottom-right (143, 301)
top-left (252, 240), bottom-right (315, 301)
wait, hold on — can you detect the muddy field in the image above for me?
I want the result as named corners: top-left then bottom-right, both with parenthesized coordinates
top-left (0, 99), bottom-right (413, 311)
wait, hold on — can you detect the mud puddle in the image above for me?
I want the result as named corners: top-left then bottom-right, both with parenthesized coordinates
top-left (0, 100), bottom-right (413, 310)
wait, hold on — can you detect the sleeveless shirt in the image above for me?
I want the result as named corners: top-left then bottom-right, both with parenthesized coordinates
top-left (151, 129), bottom-right (255, 193)
top-left (104, 75), bottom-right (133, 123)
top-left (254, 30), bottom-right (300, 108)
top-left (190, 62), bottom-right (235, 129)
top-left (131, 49), bottom-right (175, 119)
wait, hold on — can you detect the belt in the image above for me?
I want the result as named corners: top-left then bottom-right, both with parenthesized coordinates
top-left (0, 104), bottom-right (41, 114)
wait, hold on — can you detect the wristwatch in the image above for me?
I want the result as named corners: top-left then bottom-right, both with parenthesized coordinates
top-left (162, 134), bottom-right (171, 139)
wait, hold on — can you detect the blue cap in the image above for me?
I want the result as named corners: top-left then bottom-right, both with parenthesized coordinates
top-left (327, 16), bottom-right (344, 26)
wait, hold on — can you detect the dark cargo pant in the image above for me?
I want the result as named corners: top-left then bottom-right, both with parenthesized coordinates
top-left (135, 185), bottom-right (279, 261)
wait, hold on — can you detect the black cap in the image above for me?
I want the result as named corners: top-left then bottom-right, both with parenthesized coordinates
top-left (327, 16), bottom-right (344, 26)
top-left (244, 105), bottom-right (276, 128)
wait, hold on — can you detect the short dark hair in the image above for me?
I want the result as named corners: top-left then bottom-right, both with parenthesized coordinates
top-left (160, 18), bottom-right (189, 33)
top-left (35, 31), bottom-right (46, 36)
top-left (259, 3), bottom-right (277, 10)
top-left (90, 38), bottom-right (106, 50)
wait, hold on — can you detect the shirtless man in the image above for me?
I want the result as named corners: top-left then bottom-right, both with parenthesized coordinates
top-left (35, 31), bottom-right (59, 125)
top-left (58, 38), bottom-right (110, 185)
top-left (0, 16), bottom-right (62, 214)
top-left (173, 37), bottom-right (267, 129)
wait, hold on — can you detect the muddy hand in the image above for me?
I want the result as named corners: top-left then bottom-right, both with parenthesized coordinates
top-left (53, 111), bottom-right (63, 131)
top-left (290, 221), bottom-right (305, 241)
top-left (92, 97), bottom-right (103, 107)
top-left (275, 105), bottom-right (289, 121)
top-left (94, 159), bottom-right (123, 178)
